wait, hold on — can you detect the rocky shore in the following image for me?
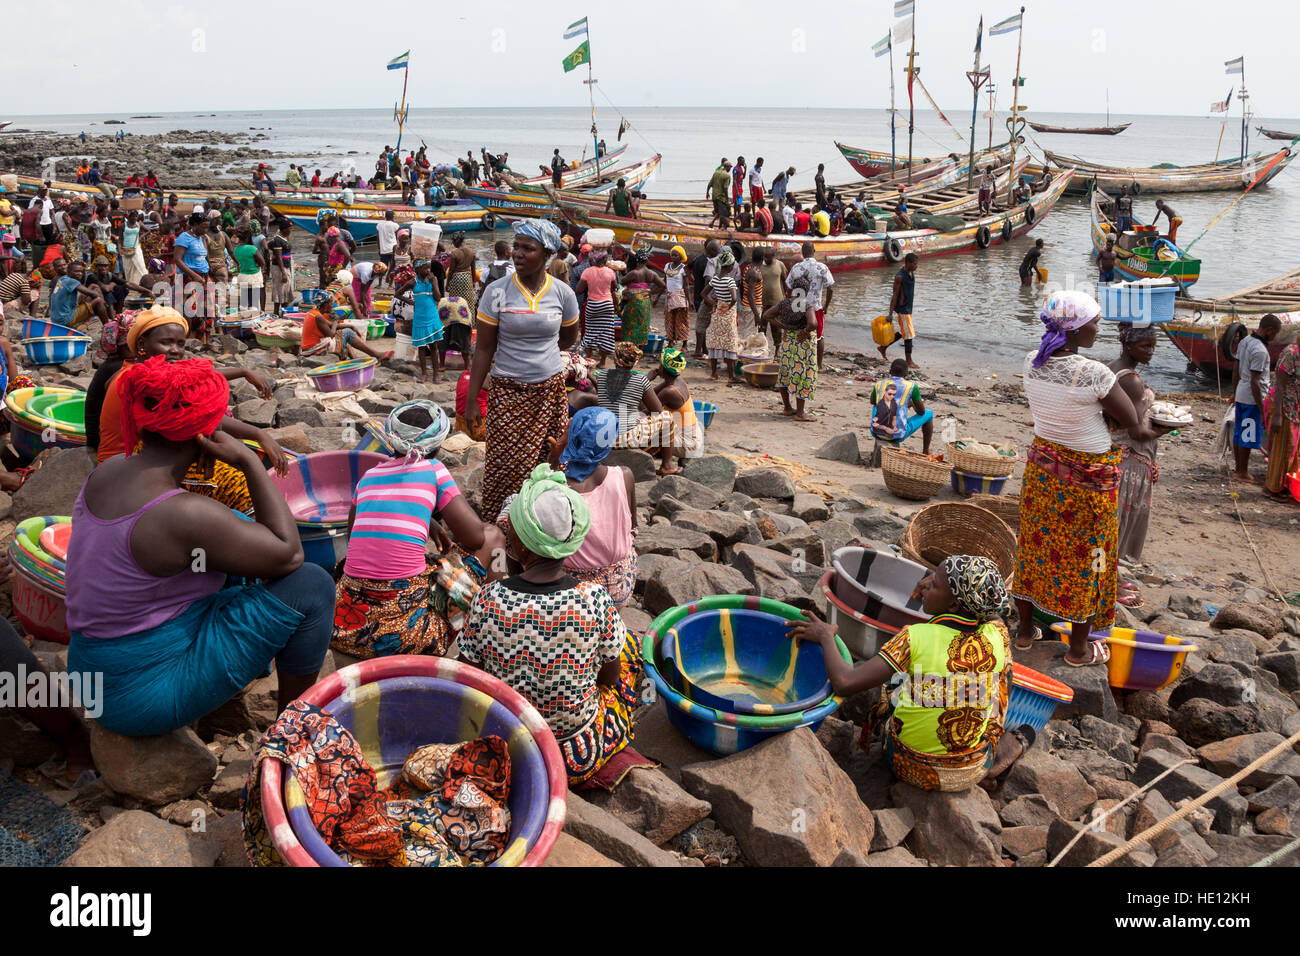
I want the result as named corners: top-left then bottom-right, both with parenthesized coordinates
top-left (2, 293), bottom-right (1298, 867)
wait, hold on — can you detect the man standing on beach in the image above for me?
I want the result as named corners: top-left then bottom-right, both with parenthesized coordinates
top-left (375, 210), bottom-right (399, 282)
top-left (882, 252), bottom-right (920, 369)
top-left (707, 161), bottom-right (732, 229)
top-left (1098, 237), bottom-right (1117, 283)
top-left (814, 164), bottom-right (828, 209)
top-left (732, 157), bottom-right (747, 219)
top-left (786, 242), bottom-right (833, 370)
top-left (605, 178), bottom-right (633, 217)
top-left (551, 149), bottom-right (566, 186)
top-left (749, 158), bottom-right (765, 208)
top-left (1232, 314), bottom-right (1282, 484)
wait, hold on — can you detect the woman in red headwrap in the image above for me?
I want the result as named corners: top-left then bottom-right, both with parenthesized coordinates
top-left (65, 357), bottom-right (335, 737)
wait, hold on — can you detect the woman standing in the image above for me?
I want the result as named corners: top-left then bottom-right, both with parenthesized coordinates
top-left (576, 250), bottom-right (619, 367)
top-left (394, 261), bottom-right (444, 383)
top-left (445, 235), bottom-right (477, 311)
top-left (766, 274), bottom-right (818, 422)
top-left (739, 248), bottom-right (765, 346)
top-left (324, 227), bottom-right (352, 285)
top-left (619, 251), bottom-right (662, 347)
top-left (1012, 292), bottom-right (1155, 665)
top-left (704, 249), bottom-right (742, 382)
top-left (662, 246), bottom-right (691, 352)
top-left (120, 210), bottom-right (147, 285)
top-left (1265, 337), bottom-right (1300, 502)
top-left (464, 221), bottom-right (580, 523)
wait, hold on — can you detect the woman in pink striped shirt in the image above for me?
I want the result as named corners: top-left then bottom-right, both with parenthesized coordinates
top-left (332, 402), bottom-right (504, 659)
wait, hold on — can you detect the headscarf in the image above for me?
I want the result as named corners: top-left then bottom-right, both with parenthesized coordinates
top-left (384, 400), bottom-right (450, 458)
top-left (1117, 322), bottom-right (1157, 345)
top-left (126, 304), bottom-right (187, 354)
top-left (715, 249), bottom-right (736, 271)
top-left (670, 245), bottom-right (687, 262)
top-left (661, 348), bottom-right (686, 375)
top-left (614, 342), bottom-right (642, 368)
top-left (335, 268), bottom-right (353, 285)
top-left (327, 227), bottom-right (340, 237)
top-left (372, 262), bottom-right (388, 275)
top-left (146, 257), bottom-right (166, 273)
top-left (940, 555), bottom-right (1010, 624)
top-left (118, 355), bottom-right (230, 451)
top-left (100, 313), bottom-right (135, 360)
top-left (562, 234), bottom-right (574, 249)
top-left (513, 218), bottom-right (564, 252)
top-left (558, 407), bottom-right (618, 482)
top-left (590, 250), bottom-right (609, 267)
top-left (1033, 290), bottom-right (1101, 368)
top-left (507, 464), bottom-right (591, 560)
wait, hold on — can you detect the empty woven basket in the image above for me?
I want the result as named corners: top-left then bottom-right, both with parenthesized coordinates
top-left (899, 502), bottom-right (1017, 582)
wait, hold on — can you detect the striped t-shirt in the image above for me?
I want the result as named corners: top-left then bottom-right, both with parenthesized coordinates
top-left (343, 458), bottom-right (460, 580)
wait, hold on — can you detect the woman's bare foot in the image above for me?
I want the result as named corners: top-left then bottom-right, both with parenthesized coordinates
top-left (781, 406), bottom-right (796, 416)
top-left (793, 412), bottom-right (816, 422)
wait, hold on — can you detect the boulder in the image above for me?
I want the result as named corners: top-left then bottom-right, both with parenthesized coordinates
top-left (1260, 651), bottom-right (1300, 692)
top-left (234, 398), bottom-right (277, 428)
top-left (1166, 590), bottom-right (1213, 622)
top-left (585, 768), bottom-right (712, 846)
top-left (1138, 733), bottom-right (1196, 762)
top-left (276, 399), bottom-right (326, 428)
top-left (1255, 807), bottom-right (1292, 835)
top-left (265, 423), bottom-right (311, 455)
top-left (1078, 715), bottom-right (1137, 763)
top-left (890, 782), bottom-right (1003, 867)
top-left (1203, 832), bottom-right (1300, 867)
top-left (542, 831), bottom-right (622, 867)
top-left (869, 807), bottom-right (915, 851)
top-left (1208, 632), bottom-right (1260, 667)
top-left (1131, 749), bottom-right (1248, 835)
top-left (680, 727), bottom-right (876, 867)
top-left (680, 456), bottom-right (738, 493)
top-left (647, 475), bottom-right (727, 511)
top-left (815, 432), bottom-right (861, 464)
top-left (791, 492), bottom-right (830, 523)
top-left (1171, 698), bottom-right (1261, 748)
top-left (733, 467), bottom-right (796, 500)
top-left (1046, 818), bottom-right (1153, 867)
top-left (634, 524), bottom-right (717, 562)
top-left (673, 508), bottom-right (761, 548)
top-left (999, 794), bottom-right (1062, 828)
top-left (765, 529), bottom-right (828, 569)
top-left (1246, 776), bottom-right (1300, 814)
top-left (1196, 733), bottom-right (1300, 788)
top-left (619, 606), bottom-right (654, 636)
top-left (816, 518), bottom-right (863, 560)
top-left (863, 845), bottom-right (927, 867)
top-left (11, 448), bottom-right (95, 524)
top-left (642, 562), bottom-right (753, 617)
top-left (63, 811), bottom-right (220, 867)
top-left (89, 724), bottom-right (218, 806)
top-left (1124, 690), bottom-right (1172, 723)
top-left (1000, 746), bottom-right (1099, 820)
top-left (626, 703), bottom-right (714, 785)
top-left (1001, 825), bottom-right (1049, 860)
top-left (729, 543), bottom-right (824, 612)
top-left (606, 448), bottom-right (658, 483)
top-left (763, 512), bottom-right (812, 536)
top-left (1169, 663), bottom-right (1254, 709)
top-left (206, 752), bottom-right (254, 810)
top-left (851, 508), bottom-right (910, 543)
top-left (207, 810), bottom-right (252, 867)
top-left (635, 554), bottom-right (697, 596)
top-left (1213, 602), bottom-right (1283, 638)
top-left (561, 793), bottom-right (681, 867)
top-left (1129, 790), bottom-right (1217, 862)
top-left (1059, 748), bottom-right (1133, 783)
top-left (1089, 775), bottom-right (1139, 802)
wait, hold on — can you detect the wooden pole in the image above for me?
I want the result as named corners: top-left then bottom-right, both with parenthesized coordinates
top-left (906, 11), bottom-right (917, 185)
top-left (1006, 7), bottom-right (1025, 205)
top-left (889, 31), bottom-right (897, 174)
top-left (966, 17), bottom-right (988, 189)
top-left (395, 63), bottom-right (409, 156)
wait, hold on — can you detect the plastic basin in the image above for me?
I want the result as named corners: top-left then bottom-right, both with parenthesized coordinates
top-left (260, 656), bottom-right (566, 867)
top-left (693, 401), bottom-right (717, 429)
top-left (818, 569), bottom-right (894, 660)
top-left (23, 335), bottom-right (92, 366)
top-left (307, 357), bottom-right (376, 393)
top-left (830, 546), bottom-right (929, 632)
top-left (1050, 624), bottom-right (1198, 691)
top-left (268, 450), bottom-right (388, 525)
top-left (1006, 663), bottom-right (1074, 734)
top-left (643, 334), bottom-right (665, 355)
top-left (21, 318), bottom-right (79, 339)
top-left (8, 417), bottom-right (85, 460)
top-left (950, 468), bottom-right (1010, 498)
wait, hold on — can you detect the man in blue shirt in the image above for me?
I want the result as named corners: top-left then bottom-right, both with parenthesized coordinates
top-left (49, 259), bottom-right (110, 326)
top-left (86, 162), bottom-right (102, 186)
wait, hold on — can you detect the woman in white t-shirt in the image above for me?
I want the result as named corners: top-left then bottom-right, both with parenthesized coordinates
top-left (1011, 290), bottom-right (1154, 666)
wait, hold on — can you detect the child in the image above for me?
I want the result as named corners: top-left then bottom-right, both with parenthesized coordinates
top-left (437, 296), bottom-right (473, 371)
top-left (871, 381), bottom-right (903, 441)
top-left (394, 260), bottom-right (443, 383)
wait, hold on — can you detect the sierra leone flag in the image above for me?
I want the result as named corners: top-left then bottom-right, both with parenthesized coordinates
top-left (563, 40), bottom-right (591, 73)
top-left (386, 50), bottom-right (409, 70)
top-left (894, 0), bottom-right (914, 16)
top-left (990, 12), bottom-right (1022, 35)
top-left (872, 33), bottom-right (891, 58)
top-left (564, 17), bottom-right (589, 39)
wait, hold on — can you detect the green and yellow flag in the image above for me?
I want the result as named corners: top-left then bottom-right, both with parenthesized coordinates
top-left (562, 40), bottom-right (591, 73)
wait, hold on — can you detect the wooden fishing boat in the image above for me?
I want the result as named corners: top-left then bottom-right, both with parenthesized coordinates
top-left (834, 143), bottom-right (951, 180)
top-left (513, 144), bottom-right (628, 188)
top-left (1028, 121), bottom-right (1130, 135)
top-left (1037, 145), bottom-right (1296, 194)
top-left (545, 169), bottom-right (1073, 273)
top-left (1256, 127), bottom-right (1300, 142)
top-left (1167, 267), bottom-right (1300, 377)
top-left (266, 196), bottom-right (496, 239)
top-left (464, 154), bottom-right (661, 218)
top-left (1090, 188), bottom-right (1200, 289)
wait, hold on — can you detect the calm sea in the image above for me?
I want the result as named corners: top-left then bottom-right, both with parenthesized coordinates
top-left (10, 106), bottom-right (1299, 389)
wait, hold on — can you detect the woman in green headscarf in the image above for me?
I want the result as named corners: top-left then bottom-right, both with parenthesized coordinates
top-left (647, 347), bottom-right (703, 475)
top-left (460, 465), bottom-right (646, 786)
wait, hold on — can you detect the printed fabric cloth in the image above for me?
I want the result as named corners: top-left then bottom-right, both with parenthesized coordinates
top-left (777, 332), bottom-right (818, 401)
top-left (481, 372), bottom-right (569, 523)
top-left (331, 568), bottom-right (445, 660)
top-left (619, 288), bottom-right (652, 346)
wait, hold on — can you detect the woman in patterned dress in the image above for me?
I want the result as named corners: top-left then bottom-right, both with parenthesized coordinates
top-left (704, 249), bottom-right (742, 382)
top-left (766, 273), bottom-right (818, 422)
top-left (618, 251), bottom-right (661, 346)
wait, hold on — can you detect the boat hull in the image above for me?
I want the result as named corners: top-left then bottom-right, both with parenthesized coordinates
top-left (834, 142), bottom-right (939, 179)
top-left (1090, 189), bottom-right (1200, 289)
top-left (268, 197), bottom-right (496, 239)
top-left (1027, 122), bottom-right (1130, 135)
top-left (467, 155), bottom-right (661, 218)
top-left (1040, 146), bottom-right (1295, 194)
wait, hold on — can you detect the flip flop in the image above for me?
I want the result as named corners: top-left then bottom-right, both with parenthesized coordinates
top-left (1065, 640), bottom-right (1112, 667)
top-left (1118, 592), bottom-right (1144, 608)
top-left (1013, 625), bottom-right (1043, 651)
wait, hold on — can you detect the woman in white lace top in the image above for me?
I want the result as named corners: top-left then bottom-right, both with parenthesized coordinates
top-left (1012, 291), bottom-right (1155, 666)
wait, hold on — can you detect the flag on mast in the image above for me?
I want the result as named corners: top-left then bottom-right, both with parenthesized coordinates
top-left (974, 16), bottom-right (983, 60)
top-left (894, 15), bottom-right (913, 44)
top-left (894, 0), bottom-right (914, 16)
top-left (562, 40), bottom-right (591, 73)
top-left (564, 16), bottom-right (589, 39)
top-left (990, 12), bottom-right (1022, 35)
top-left (873, 33), bottom-right (892, 58)
top-left (1224, 56), bottom-right (1244, 75)
top-left (386, 50), bottom-right (409, 70)
top-left (1210, 87), bottom-right (1234, 113)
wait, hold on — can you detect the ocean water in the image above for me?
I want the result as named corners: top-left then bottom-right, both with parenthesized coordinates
top-left (9, 106), bottom-right (1298, 389)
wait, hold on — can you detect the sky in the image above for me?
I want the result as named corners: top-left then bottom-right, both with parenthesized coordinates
top-left (8, 0), bottom-right (1298, 119)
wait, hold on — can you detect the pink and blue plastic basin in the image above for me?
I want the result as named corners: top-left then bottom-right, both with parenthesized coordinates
top-left (268, 450), bottom-right (388, 526)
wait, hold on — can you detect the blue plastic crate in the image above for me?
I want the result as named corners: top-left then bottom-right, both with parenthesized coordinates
top-left (1098, 279), bottom-right (1176, 325)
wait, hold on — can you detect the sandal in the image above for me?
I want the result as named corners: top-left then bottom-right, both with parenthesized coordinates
top-left (1117, 591), bottom-right (1144, 608)
top-left (1065, 640), bottom-right (1112, 667)
top-left (1013, 625), bottom-right (1043, 651)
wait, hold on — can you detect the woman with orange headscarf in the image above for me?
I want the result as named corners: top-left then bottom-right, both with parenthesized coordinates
top-left (65, 357), bottom-right (335, 736)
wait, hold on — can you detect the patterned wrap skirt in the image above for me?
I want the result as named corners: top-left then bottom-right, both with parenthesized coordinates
top-left (581, 298), bottom-right (619, 356)
top-left (446, 270), bottom-right (476, 312)
top-left (481, 372), bottom-right (569, 522)
top-left (862, 690), bottom-right (997, 792)
top-left (1116, 447), bottom-right (1157, 563)
top-left (560, 632), bottom-right (643, 785)
top-left (568, 550), bottom-right (637, 608)
top-left (777, 333), bottom-right (818, 401)
top-left (665, 292), bottom-right (691, 342)
top-left (332, 568), bottom-right (447, 659)
top-left (619, 289), bottom-right (652, 346)
top-left (1011, 437), bottom-right (1121, 626)
top-left (705, 299), bottom-right (740, 360)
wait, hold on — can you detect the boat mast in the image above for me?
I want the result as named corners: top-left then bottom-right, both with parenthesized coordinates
top-left (585, 20), bottom-right (600, 166)
top-left (965, 17), bottom-right (989, 189)
top-left (1005, 6), bottom-right (1025, 205)
top-left (394, 59), bottom-right (410, 157)
top-left (987, 81), bottom-right (996, 149)
top-left (889, 30), bottom-right (897, 174)
top-left (1238, 58), bottom-right (1249, 166)
top-left (905, 4), bottom-right (918, 185)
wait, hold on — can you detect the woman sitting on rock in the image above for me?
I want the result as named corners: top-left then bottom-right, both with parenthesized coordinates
top-left (461, 464), bottom-right (646, 787)
top-left (332, 401), bottom-right (505, 660)
top-left (788, 555), bottom-right (1034, 793)
top-left (590, 342), bottom-right (663, 448)
top-left (65, 357), bottom-right (335, 737)
top-left (646, 347), bottom-right (703, 475)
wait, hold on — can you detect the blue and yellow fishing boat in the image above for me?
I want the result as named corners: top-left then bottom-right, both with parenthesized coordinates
top-left (267, 196), bottom-right (498, 240)
top-left (1091, 187), bottom-right (1200, 289)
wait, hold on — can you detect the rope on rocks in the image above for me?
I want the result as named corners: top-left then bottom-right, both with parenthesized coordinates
top-left (1045, 758), bottom-right (1196, 867)
top-left (1231, 496), bottom-right (1289, 605)
top-left (1087, 727), bottom-right (1300, 868)
top-left (1251, 836), bottom-right (1300, 868)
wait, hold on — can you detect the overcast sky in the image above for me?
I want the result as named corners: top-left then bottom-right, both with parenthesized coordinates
top-left (10, 0), bottom-right (1297, 118)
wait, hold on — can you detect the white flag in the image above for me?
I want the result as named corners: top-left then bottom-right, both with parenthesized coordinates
top-left (894, 0), bottom-right (915, 16)
top-left (1224, 56), bottom-right (1243, 75)
top-left (893, 15), bottom-right (913, 45)
top-left (990, 11), bottom-right (1022, 35)
top-left (564, 16), bottom-right (589, 40)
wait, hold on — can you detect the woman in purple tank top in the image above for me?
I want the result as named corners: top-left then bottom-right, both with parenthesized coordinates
top-left (65, 357), bottom-right (336, 737)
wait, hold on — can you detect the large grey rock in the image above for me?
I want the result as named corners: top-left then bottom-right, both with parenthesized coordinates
top-left (1001, 746), bottom-right (1099, 820)
top-left (265, 423), bottom-right (311, 455)
top-left (1124, 691), bottom-right (1172, 723)
top-left (1078, 715), bottom-right (1138, 763)
top-left (816, 518), bottom-right (863, 560)
top-left (647, 474), bottom-right (727, 511)
top-left (635, 553), bottom-right (698, 595)
top-left (627, 703), bottom-right (714, 784)
top-left (1169, 663), bottom-right (1254, 709)
top-left (1246, 776), bottom-right (1300, 814)
top-left (1197, 733), bottom-right (1300, 788)
top-left (1171, 698), bottom-right (1262, 747)
top-left (642, 562), bottom-right (754, 616)
top-left (90, 724), bottom-right (218, 806)
top-left (207, 810), bottom-right (252, 867)
top-left (635, 524), bottom-right (718, 562)
top-left (791, 492), bottom-right (830, 523)
top-left (63, 811), bottom-right (220, 867)
top-left (562, 793), bottom-right (682, 867)
top-left (1209, 632), bottom-right (1261, 667)
top-left (851, 508), bottom-right (910, 543)
top-left (1059, 748), bottom-right (1134, 783)
top-left (1166, 590), bottom-right (1213, 622)
top-left (235, 398), bottom-right (277, 428)
top-left (1213, 602), bottom-right (1284, 638)
top-left (11, 448), bottom-right (95, 524)
top-left (680, 456), bottom-right (738, 493)
top-left (1203, 832), bottom-right (1300, 867)
top-left (870, 807), bottom-right (915, 851)
top-left (1260, 651), bottom-right (1300, 692)
top-left (206, 753), bottom-right (254, 810)
top-left (815, 431), bottom-right (861, 464)
top-left (733, 467), bottom-right (796, 500)
top-left (863, 845), bottom-right (927, 867)
top-left (890, 781), bottom-right (1002, 866)
top-left (1128, 789), bottom-right (1217, 863)
top-left (1131, 749), bottom-right (1248, 835)
top-left (542, 831), bottom-right (622, 867)
top-left (729, 543), bottom-right (824, 612)
top-left (673, 508), bottom-right (761, 548)
top-left (765, 529), bottom-right (828, 569)
top-left (1001, 825), bottom-right (1049, 860)
top-left (277, 399), bottom-right (326, 428)
top-left (606, 448), bottom-right (658, 483)
top-left (1138, 732), bottom-right (1196, 762)
top-left (1046, 818), bottom-right (1154, 867)
top-left (680, 727), bottom-right (876, 867)
top-left (999, 794), bottom-right (1062, 828)
top-left (585, 768), bottom-right (712, 846)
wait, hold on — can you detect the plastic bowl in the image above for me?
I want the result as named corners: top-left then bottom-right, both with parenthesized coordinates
top-left (25, 394), bottom-right (86, 431)
top-left (254, 332), bottom-right (300, 349)
top-left (23, 335), bottom-right (92, 366)
top-left (260, 656), bottom-right (566, 867)
top-left (818, 569), bottom-right (894, 660)
top-left (365, 319), bottom-right (388, 340)
top-left (950, 468), bottom-right (1010, 498)
top-left (268, 450), bottom-right (388, 525)
top-left (659, 607), bottom-right (833, 716)
top-left (1006, 663), bottom-right (1074, 734)
top-left (642, 595), bottom-right (849, 756)
top-left (643, 334), bottom-right (666, 355)
top-left (1050, 624), bottom-right (1198, 691)
top-left (693, 401), bottom-right (717, 430)
top-left (8, 417), bottom-right (85, 460)
top-left (830, 546), bottom-right (929, 632)
top-left (306, 357), bottom-right (376, 393)
top-left (21, 318), bottom-right (79, 340)
top-left (741, 361), bottom-right (780, 388)
top-left (39, 523), bottom-right (72, 563)
top-left (6, 387), bottom-right (85, 430)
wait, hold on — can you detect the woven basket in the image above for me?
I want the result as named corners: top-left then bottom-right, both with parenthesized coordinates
top-left (899, 502), bottom-right (1017, 582)
top-left (967, 493), bottom-right (1021, 535)
top-left (946, 440), bottom-right (1019, 477)
top-left (881, 446), bottom-right (949, 501)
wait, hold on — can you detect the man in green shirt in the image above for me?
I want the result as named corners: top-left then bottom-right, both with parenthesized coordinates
top-left (707, 160), bottom-right (732, 228)
top-left (604, 178), bottom-right (634, 217)
top-left (231, 228), bottom-right (266, 311)
top-left (286, 164), bottom-right (302, 189)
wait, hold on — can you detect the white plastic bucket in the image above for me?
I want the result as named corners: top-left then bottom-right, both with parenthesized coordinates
top-left (410, 221), bottom-right (443, 260)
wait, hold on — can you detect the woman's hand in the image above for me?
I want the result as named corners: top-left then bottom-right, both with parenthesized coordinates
top-left (196, 429), bottom-right (259, 472)
top-left (464, 402), bottom-right (483, 433)
top-left (255, 431), bottom-right (290, 476)
top-left (786, 610), bottom-right (837, 647)
top-left (244, 369), bottom-right (274, 400)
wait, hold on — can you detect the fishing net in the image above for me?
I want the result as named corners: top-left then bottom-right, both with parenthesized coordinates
top-left (910, 212), bottom-right (965, 231)
top-left (0, 767), bottom-right (84, 866)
